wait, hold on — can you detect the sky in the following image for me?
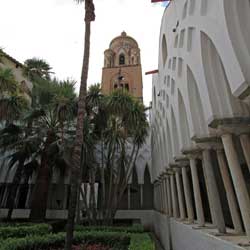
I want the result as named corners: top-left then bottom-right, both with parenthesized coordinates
top-left (0, 0), bottom-right (166, 106)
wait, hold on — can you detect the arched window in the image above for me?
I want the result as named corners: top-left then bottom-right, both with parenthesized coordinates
top-left (119, 54), bottom-right (125, 65)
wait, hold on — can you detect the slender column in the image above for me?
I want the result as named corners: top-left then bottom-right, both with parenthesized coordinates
top-left (240, 134), bottom-right (250, 173)
top-left (128, 184), bottom-right (131, 209)
top-left (63, 185), bottom-right (69, 209)
top-left (216, 149), bottom-right (243, 233)
top-left (140, 184), bottom-right (143, 208)
top-left (155, 183), bottom-right (159, 211)
top-left (163, 177), bottom-right (169, 215)
top-left (14, 185), bottom-right (21, 208)
top-left (158, 182), bottom-right (162, 212)
top-left (158, 183), bottom-right (161, 212)
top-left (182, 166), bottom-right (194, 223)
top-left (222, 134), bottom-right (250, 238)
top-left (170, 173), bottom-right (179, 218)
top-left (202, 149), bottom-right (226, 233)
top-left (166, 175), bottom-right (172, 216)
top-left (190, 158), bottom-right (205, 226)
top-left (160, 182), bottom-right (164, 213)
top-left (25, 184), bottom-right (32, 208)
top-left (175, 169), bottom-right (186, 220)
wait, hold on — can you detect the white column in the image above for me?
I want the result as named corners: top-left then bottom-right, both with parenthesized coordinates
top-left (166, 175), bottom-right (172, 216)
top-left (216, 149), bottom-right (243, 233)
top-left (25, 185), bottom-right (32, 208)
top-left (170, 173), bottom-right (179, 218)
top-left (182, 166), bottom-right (194, 223)
top-left (240, 134), bottom-right (250, 173)
top-left (128, 184), bottom-right (131, 209)
top-left (163, 177), bottom-right (169, 215)
top-left (140, 184), bottom-right (143, 208)
top-left (222, 133), bottom-right (250, 238)
top-left (161, 181), bottom-right (164, 213)
top-left (202, 149), bottom-right (226, 233)
top-left (175, 169), bottom-right (186, 220)
top-left (159, 181), bottom-right (163, 212)
top-left (190, 158), bottom-right (205, 227)
top-left (63, 185), bottom-right (69, 209)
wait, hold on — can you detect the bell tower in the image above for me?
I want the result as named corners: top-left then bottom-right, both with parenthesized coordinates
top-left (101, 31), bottom-right (143, 101)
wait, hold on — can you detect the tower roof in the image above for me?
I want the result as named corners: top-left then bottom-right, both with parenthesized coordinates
top-left (109, 31), bottom-right (139, 49)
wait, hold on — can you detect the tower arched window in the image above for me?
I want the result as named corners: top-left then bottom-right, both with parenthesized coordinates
top-left (119, 54), bottom-right (125, 65)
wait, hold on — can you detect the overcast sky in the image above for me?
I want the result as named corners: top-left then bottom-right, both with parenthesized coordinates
top-left (0, 0), bottom-right (166, 106)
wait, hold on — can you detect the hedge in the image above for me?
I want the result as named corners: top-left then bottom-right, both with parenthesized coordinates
top-left (129, 233), bottom-right (155, 250)
top-left (0, 223), bottom-right (34, 227)
top-left (0, 231), bottom-right (155, 250)
top-left (74, 224), bottom-right (145, 234)
top-left (0, 231), bottom-right (130, 250)
top-left (0, 224), bottom-right (52, 240)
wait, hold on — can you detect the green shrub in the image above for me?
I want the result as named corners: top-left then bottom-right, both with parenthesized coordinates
top-left (0, 224), bottom-right (52, 240)
top-left (129, 233), bottom-right (155, 250)
top-left (0, 229), bottom-right (155, 250)
top-left (0, 223), bottom-right (34, 228)
top-left (75, 224), bottom-right (144, 234)
top-left (0, 231), bottom-right (130, 250)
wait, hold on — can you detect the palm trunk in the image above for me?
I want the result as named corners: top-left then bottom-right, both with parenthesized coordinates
top-left (65, 0), bottom-right (95, 247)
top-left (6, 159), bottom-right (24, 220)
top-left (29, 131), bottom-right (55, 221)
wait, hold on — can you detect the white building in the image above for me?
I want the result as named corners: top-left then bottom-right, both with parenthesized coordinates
top-left (150, 0), bottom-right (250, 249)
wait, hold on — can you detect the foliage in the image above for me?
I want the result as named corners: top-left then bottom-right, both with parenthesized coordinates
top-left (74, 225), bottom-right (144, 234)
top-left (0, 230), bottom-right (154, 250)
top-left (0, 62), bottom-right (77, 220)
top-left (0, 231), bottom-right (130, 250)
top-left (23, 58), bottom-right (53, 81)
top-left (0, 223), bottom-right (52, 240)
top-left (0, 67), bottom-right (18, 94)
top-left (0, 93), bottom-right (29, 123)
top-left (129, 233), bottom-right (155, 250)
top-left (80, 85), bottom-right (149, 224)
top-left (0, 48), bottom-right (4, 63)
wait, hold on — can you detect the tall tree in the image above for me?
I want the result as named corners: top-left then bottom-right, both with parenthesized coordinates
top-left (24, 58), bottom-right (53, 81)
top-left (65, 0), bottom-right (95, 249)
top-left (0, 68), bottom-right (18, 95)
top-left (29, 79), bottom-right (77, 220)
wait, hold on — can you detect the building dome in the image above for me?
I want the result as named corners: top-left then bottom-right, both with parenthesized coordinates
top-left (109, 31), bottom-right (139, 51)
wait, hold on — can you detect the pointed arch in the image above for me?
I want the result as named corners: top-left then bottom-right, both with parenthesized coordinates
top-left (178, 90), bottom-right (191, 149)
top-left (224, 0), bottom-right (250, 88)
top-left (187, 66), bottom-right (207, 137)
top-left (201, 31), bottom-right (250, 119)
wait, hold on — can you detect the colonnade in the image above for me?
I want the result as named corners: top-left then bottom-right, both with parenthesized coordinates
top-left (153, 132), bottom-right (250, 238)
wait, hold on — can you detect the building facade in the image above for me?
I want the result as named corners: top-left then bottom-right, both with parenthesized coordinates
top-left (150, 0), bottom-right (250, 250)
top-left (101, 32), bottom-right (143, 101)
top-left (0, 51), bottom-right (33, 103)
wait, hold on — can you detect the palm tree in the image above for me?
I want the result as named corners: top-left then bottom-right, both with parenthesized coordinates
top-left (24, 58), bottom-right (53, 81)
top-left (65, 0), bottom-right (95, 249)
top-left (0, 67), bottom-right (18, 95)
top-left (0, 94), bottom-right (28, 124)
top-left (0, 123), bottom-right (41, 219)
top-left (0, 48), bottom-right (4, 63)
top-left (29, 80), bottom-right (77, 221)
top-left (77, 87), bottom-right (148, 224)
